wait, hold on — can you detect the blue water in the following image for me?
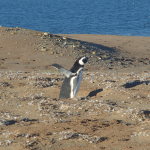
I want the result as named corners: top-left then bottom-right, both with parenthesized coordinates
top-left (0, 0), bottom-right (150, 36)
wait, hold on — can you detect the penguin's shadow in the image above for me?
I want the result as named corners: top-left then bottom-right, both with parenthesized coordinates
top-left (122, 80), bottom-right (150, 88)
top-left (139, 110), bottom-right (150, 119)
top-left (87, 89), bottom-right (103, 97)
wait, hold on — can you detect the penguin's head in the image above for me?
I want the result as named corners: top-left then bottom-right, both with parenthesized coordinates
top-left (78, 56), bottom-right (88, 66)
top-left (70, 56), bottom-right (88, 72)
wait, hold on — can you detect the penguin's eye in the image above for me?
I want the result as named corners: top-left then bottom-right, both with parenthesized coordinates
top-left (83, 58), bottom-right (88, 63)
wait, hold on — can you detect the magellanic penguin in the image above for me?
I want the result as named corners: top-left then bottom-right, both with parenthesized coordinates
top-left (52, 56), bottom-right (88, 99)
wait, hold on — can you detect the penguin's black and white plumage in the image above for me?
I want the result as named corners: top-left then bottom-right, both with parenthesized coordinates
top-left (52, 56), bottom-right (88, 99)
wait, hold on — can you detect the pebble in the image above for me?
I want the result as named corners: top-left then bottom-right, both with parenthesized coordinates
top-left (62, 37), bottom-right (67, 40)
top-left (92, 51), bottom-right (96, 55)
top-left (40, 47), bottom-right (48, 52)
top-left (50, 51), bottom-right (54, 55)
top-left (43, 32), bottom-right (49, 36)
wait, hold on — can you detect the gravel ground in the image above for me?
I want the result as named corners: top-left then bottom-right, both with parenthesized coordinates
top-left (0, 27), bottom-right (149, 150)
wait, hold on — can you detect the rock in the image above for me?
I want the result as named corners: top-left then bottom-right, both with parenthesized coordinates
top-left (72, 44), bottom-right (76, 48)
top-left (60, 104), bottom-right (70, 111)
top-left (62, 41), bottom-right (67, 47)
top-left (92, 51), bottom-right (96, 55)
top-left (62, 37), bottom-right (67, 40)
top-left (40, 47), bottom-right (47, 52)
top-left (59, 53), bottom-right (64, 56)
top-left (10, 32), bottom-right (16, 35)
top-left (0, 82), bottom-right (11, 87)
top-left (43, 32), bottom-right (49, 36)
top-left (50, 51), bottom-right (54, 55)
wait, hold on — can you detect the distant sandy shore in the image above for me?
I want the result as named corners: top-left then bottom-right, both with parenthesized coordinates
top-left (0, 27), bottom-right (150, 71)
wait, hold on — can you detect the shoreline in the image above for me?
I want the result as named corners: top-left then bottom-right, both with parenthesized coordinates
top-left (2, 25), bottom-right (150, 37)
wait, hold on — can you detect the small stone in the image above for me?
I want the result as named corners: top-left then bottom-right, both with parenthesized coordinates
top-left (62, 41), bottom-right (67, 46)
top-left (92, 51), bottom-right (96, 55)
top-left (10, 32), bottom-right (16, 35)
top-left (62, 37), bottom-right (67, 40)
top-left (46, 132), bottom-right (53, 136)
top-left (56, 51), bottom-right (60, 54)
top-left (0, 82), bottom-right (11, 87)
top-left (60, 53), bottom-right (64, 56)
top-left (43, 32), bottom-right (49, 36)
top-left (72, 44), bottom-right (76, 48)
top-left (97, 57), bottom-right (102, 60)
top-left (50, 51), bottom-right (54, 55)
top-left (40, 47), bottom-right (47, 52)
top-left (60, 104), bottom-right (70, 111)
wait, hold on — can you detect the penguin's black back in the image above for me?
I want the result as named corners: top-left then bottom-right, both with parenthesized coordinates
top-left (70, 59), bottom-right (83, 73)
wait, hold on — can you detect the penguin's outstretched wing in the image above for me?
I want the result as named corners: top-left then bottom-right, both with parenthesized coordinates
top-left (52, 64), bottom-right (76, 78)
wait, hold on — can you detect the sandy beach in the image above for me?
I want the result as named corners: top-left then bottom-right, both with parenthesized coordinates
top-left (0, 27), bottom-right (150, 150)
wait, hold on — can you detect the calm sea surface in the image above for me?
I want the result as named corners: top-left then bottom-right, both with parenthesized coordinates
top-left (0, 0), bottom-right (150, 36)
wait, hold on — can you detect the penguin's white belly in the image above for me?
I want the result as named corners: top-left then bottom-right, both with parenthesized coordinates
top-left (70, 69), bottom-right (83, 98)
